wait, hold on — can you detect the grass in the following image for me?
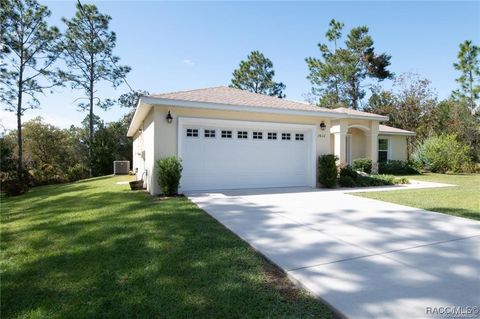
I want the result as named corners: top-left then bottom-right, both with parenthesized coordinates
top-left (354, 173), bottom-right (480, 221)
top-left (0, 175), bottom-right (334, 319)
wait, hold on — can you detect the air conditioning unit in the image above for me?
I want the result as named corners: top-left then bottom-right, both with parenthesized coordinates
top-left (113, 161), bottom-right (130, 175)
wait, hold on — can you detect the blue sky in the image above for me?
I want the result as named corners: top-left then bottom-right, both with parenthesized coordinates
top-left (2, 1), bottom-right (479, 130)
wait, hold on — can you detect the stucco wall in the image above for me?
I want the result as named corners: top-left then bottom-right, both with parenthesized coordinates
top-left (349, 128), bottom-right (367, 161)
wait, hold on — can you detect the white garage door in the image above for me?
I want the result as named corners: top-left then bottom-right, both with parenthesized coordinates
top-left (178, 118), bottom-right (315, 191)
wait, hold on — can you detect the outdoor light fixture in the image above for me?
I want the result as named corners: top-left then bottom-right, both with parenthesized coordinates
top-left (320, 121), bottom-right (326, 131)
top-left (166, 111), bottom-right (173, 124)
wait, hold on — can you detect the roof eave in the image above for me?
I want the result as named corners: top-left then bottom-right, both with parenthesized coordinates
top-left (127, 96), bottom-right (389, 136)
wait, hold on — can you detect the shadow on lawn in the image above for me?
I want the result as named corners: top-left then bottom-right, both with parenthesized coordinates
top-left (1, 182), bottom-right (332, 318)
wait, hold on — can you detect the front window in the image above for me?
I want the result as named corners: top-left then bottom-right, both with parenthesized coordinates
top-left (378, 139), bottom-right (389, 162)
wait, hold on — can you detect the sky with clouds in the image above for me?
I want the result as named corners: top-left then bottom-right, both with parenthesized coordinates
top-left (2, 1), bottom-right (479, 131)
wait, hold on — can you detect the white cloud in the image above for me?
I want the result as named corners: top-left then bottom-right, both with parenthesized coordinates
top-left (182, 59), bottom-right (195, 66)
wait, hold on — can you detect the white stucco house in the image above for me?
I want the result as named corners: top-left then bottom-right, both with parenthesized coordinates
top-left (127, 86), bottom-right (415, 195)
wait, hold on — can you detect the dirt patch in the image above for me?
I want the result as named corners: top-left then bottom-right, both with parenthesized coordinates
top-left (261, 257), bottom-right (308, 303)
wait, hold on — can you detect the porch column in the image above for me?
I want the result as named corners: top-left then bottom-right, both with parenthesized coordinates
top-left (366, 121), bottom-right (379, 173)
top-left (331, 119), bottom-right (348, 164)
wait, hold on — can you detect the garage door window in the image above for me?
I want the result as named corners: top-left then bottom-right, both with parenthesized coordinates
top-left (282, 133), bottom-right (291, 140)
top-left (204, 129), bottom-right (216, 138)
top-left (237, 131), bottom-right (248, 139)
top-left (295, 133), bottom-right (304, 141)
top-left (186, 128), bottom-right (198, 137)
top-left (267, 132), bottom-right (277, 140)
top-left (253, 132), bottom-right (263, 139)
top-left (221, 130), bottom-right (232, 138)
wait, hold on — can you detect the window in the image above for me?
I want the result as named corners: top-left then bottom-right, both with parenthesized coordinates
top-left (237, 131), bottom-right (248, 139)
top-left (253, 132), bottom-right (263, 139)
top-left (186, 128), bottom-right (198, 137)
top-left (378, 138), bottom-right (389, 162)
top-left (282, 133), bottom-right (291, 140)
top-left (267, 132), bottom-right (277, 140)
top-left (295, 133), bottom-right (304, 141)
top-left (221, 130), bottom-right (232, 138)
top-left (204, 129), bottom-right (216, 138)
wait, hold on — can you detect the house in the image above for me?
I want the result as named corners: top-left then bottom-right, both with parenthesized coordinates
top-left (127, 86), bottom-right (415, 194)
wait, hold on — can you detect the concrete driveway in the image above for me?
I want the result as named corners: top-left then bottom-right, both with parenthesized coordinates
top-left (187, 187), bottom-right (480, 319)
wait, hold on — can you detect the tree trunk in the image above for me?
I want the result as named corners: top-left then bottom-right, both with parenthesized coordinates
top-left (17, 57), bottom-right (24, 180)
top-left (89, 79), bottom-right (94, 177)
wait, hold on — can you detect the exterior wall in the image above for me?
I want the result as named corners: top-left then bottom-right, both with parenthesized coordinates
top-left (349, 128), bottom-right (366, 161)
top-left (379, 134), bottom-right (408, 161)
top-left (132, 131), bottom-right (144, 180)
top-left (148, 105), bottom-right (333, 194)
top-left (135, 110), bottom-right (155, 193)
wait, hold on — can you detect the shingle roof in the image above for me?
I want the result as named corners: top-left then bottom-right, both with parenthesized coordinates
top-left (149, 86), bottom-right (339, 113)
top-left (147, 86), bottom-right (386, 119)
top-left (379, 124), bottom-right (415, 136)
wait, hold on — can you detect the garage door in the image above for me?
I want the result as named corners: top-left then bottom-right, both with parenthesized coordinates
top-left (178, 118), bottom-right (315, 191)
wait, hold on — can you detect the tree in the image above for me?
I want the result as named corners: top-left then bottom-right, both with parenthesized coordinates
top-left (118, 89), bottom-right (149, 109)
top-left (230, 51), bottom-right (286, 98)
top-left (364, 73), bottom-right (437, 157)
top-left (306, 19), bottom-right (393, 109)
top-left (431, 99), bottom-right (480, 161)
top-left (1, 0), bottom-right (61, 179)
top-left (453, 40), bottom-right (480, 112)
top-left (61, 2), bottom-right (131, 176)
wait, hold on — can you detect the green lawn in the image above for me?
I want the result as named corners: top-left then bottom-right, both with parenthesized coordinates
top-left (354, 173), bottom-right (480, 221)
top-left (1, 176), bottom-right (333, 319)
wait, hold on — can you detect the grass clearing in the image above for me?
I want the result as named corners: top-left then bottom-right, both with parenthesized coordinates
top-left (1, 176), bottom-right (333, 318)
top-left (354, 173), bottom-right (479, 221)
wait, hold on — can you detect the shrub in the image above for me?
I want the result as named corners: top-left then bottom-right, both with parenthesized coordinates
top-left (339, 165), bottom-right (358, 179)
top-left (318, 154), bottom-right (337, 188)
top-left (378, 160), bottom-right (419, 175)
top-left (1, 170), bottom-right (31, 196)
top-left (355, 174), bottom-right (409, 187)
top-left (156, 157), bottom-right (183, 196)
top-left (66, 163), bottom-right (90, 182)
top-left (338, 175), bottom-right (355, 187)
top-left (29, 164), bottom-right (66, 186)
top-left (413, 134), bottom-right (472, 173)
top-left (352, 158), bottom-right (372, 174)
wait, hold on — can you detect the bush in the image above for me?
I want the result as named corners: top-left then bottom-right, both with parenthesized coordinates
top-left (355, 174), bottom-right (409, 187)
top-left (339, 165), bottom-right (358, 179)
top-left (1, 170), bottom-right (31, 196)
top-left (318, 154), bottom-right (337, 188)
top-left (378, 160), bottom-right (420, 175)
top-left (413, 134), bottom-right (472, 173)
top-left (352, 158), bottom-right (372, 174)
top-left (2, 179), bottom-right (29, 196)
top-left (66, 163), bottom-right (90, 182)
top-left (338, 175), bottom-right (356, 187)
top-left (29, 164), bottom-right (66, 186)
top-left (156, 157), bottom-right (183, 196)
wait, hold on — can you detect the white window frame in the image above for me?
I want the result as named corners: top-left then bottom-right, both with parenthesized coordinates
top-left (237, 131), bottom-right (248, 139)
top-left (253, 131), bottom-right (263, 140)
top-left (295, 133), bottom-right (304, 141)
top-left (186, 128), bottom-right (199, 137)
top-left (204, 129), bottom-right (216, 138)
top-left (267, 132), bottom-right (277, 140)
top-left (221, 130), bottom-right (232, 139)
top-left (378, 137), bottom-right (391, 162)
top-left (282, 133), bottom-right (291, 140)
